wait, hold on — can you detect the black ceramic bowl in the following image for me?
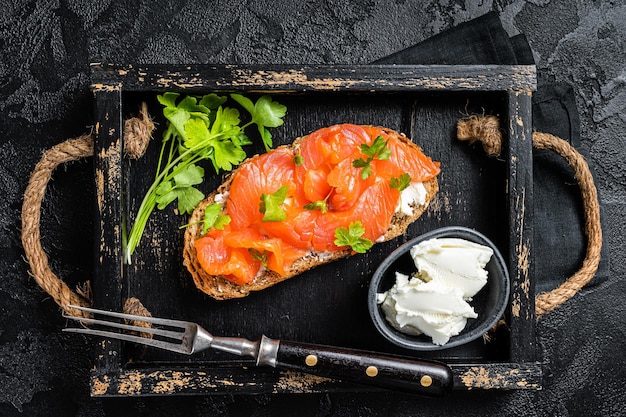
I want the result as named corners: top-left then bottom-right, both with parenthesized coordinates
top-left (368, 226), bottom-right (510, 351)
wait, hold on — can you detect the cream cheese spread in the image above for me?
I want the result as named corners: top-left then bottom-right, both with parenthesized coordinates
top-left (395, 182), bottom-right (427, 216)
top-left (214, 192), bottom-right (229, 204)
top-left (377, 237), bottom-right (493, 345)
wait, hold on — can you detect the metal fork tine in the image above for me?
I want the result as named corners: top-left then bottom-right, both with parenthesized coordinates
top-left (63, 315), bottom-right (184, 341)
top-left (66, 305), bottom-right (189, 329)
top-left (62, 328), bottom-right (192, 354)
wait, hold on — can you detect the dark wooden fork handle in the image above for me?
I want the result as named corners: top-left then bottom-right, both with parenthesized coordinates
top-left (274, 340), bottom-right (453, 396)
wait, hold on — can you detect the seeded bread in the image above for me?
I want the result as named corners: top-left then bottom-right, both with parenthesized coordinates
top-left (183, 128), bottom-right (439, 300)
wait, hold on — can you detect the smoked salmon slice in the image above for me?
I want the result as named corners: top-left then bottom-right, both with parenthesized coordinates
top-left (227, 147), bottom-right (299, 230)
top-left (310, 180), bottom-right (400, 252)
top-left (194, 230), bottom-right (259, 285)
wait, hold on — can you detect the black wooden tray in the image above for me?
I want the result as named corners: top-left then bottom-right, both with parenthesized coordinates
top-left (90, 63), bottom-right (539, 396)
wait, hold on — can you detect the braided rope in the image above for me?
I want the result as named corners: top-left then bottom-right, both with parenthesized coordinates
top-left (457, 115), bottom-right (602, 317)
top-left (21, 135), bottom-right (95, 318)
top-left (21, 104), bottom-right (154, 319)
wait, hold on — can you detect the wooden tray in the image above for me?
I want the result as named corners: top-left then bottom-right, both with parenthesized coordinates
top-left (90, 63), bottom-right (539, 396)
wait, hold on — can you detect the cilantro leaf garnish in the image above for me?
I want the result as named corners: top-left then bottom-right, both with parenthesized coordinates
top-left (124, 93), bottom-right (287, 263)
top-left (390, 173), bottom-right (411, 191)
top-left (352, 135), bottom-right (391, 180)
top-left (334, 221), bottom-right (374, 253)
top-left (259, 185), bottom-right (289, 222)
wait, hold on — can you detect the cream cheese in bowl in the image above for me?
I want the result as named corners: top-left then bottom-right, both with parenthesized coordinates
top-left (377, 238), bottom-right (494, 346)
top-left (410, 238), bottom-right (493, 299)
top-left (368, 227), bottom-right (509, 351)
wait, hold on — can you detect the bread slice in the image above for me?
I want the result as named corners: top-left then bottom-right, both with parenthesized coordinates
top-left (183, 127), bottom-right (439, 300)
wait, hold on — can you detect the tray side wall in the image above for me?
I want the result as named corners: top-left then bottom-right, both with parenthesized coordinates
top-left (93, 88), bottom-right (124, 374)
top-left (506, 91), bottom-right (537, 363)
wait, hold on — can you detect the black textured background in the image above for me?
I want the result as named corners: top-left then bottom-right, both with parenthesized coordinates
top-left (2, 1), bottom-right (625, 416)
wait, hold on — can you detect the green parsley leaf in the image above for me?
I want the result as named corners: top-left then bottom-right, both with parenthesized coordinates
top-left (232, 131), bottom-right (252, 147)
top-left (258, 126), bottom-right (273, 151)
top-left (176, 95), bottom-right (207, 113)
top-left (211, 106), bottom-right (241, 135)
top-left (154, 164), bottom-right (205, 214)
top-left (155, 182), bottom-right (204, 215)
top-left (303, 200), bottom-right (328, 214)
top-left (229, 94), bottom-right (255, 115)
top-left (201, 203), bottom-right (231, 234)
top-left (212, 213), bottom-right (231, 230)
top-left (352, 135), bottom-right (391, 180)
top-left (163, 107), bottom-right (191, 141)
top-left (160, 95), bottom-right (214, 140)
top-left (259, 185), bottom-right (289, 222)
top-left (184, 118), bottom-right (210, 149)
top-left (390, 173), bottom-right (412, 191)
top-left (173, 163), bottom-right (204, 187)
top-left (211, 138), bottom-right (247, 172)
top-left (334, 221), bottom-right (374, 253)
top-left (175, 186), bottom-right (206, 215)
top-left (248, 248), bottom-right (268, 267)
top-left (252, 95), bottom-right (287, 128)
top-left (232, 94), bottom-right (287, 151)
top-left (294, 154), bottom-right (304, 166)
top-left (352, 158), bottom-right (373, 179)
top-left (199, 93), bottom-right (227, 110)
top-left (157, 92), bottom-right (180, 108)
top-left (378, 146), bottom-right (392, 160)
top-left (154, 180), bottom-right (177, 209)
top-left (361, 136), bottom-right (391, 160)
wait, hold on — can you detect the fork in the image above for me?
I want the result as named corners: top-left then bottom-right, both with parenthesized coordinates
top-left (63, 305), bottom-right (454, 396)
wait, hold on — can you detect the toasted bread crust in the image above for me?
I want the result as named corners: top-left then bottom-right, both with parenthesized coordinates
top-left (183, 127), bottom-right (438, 300)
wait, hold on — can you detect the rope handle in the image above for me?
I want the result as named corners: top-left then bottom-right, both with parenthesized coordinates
top-left (21, 103), bottom-right (154, 319)
top-left (457, 115), bottom-right (603, 317)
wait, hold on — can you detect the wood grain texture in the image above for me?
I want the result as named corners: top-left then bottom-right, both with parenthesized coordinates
top-left (93, 88), bottom-right (124, 372)
top-left (91, 63), bottom-right (536, 92)
top-left (505, 91), bottom-right (537, 363)
top-left (89, 362), bottom-right (541, 396)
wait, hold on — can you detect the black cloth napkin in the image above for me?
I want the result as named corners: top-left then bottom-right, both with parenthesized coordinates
top-left (373, 11), bottom-right (609, 293)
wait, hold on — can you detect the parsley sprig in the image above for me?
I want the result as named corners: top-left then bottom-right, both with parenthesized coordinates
top-left (125, 92), bottom-right (286, 263)
top-left (390, 173), bottom-right (411, 191)
top-left (303, 199), bottom-right (329, 214)
top-left (334, 221), bottom-right (373, 253)
top-left (179, 203), bottom-right (231, 234)
top-left (303, 188), bottom-right (331, 214)
top-left (199, 203), bottom-right (231, 234)
top-left (249, 248), bottom-right (269, 267)
top-left (352, 135), bottom-right (391, 180)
